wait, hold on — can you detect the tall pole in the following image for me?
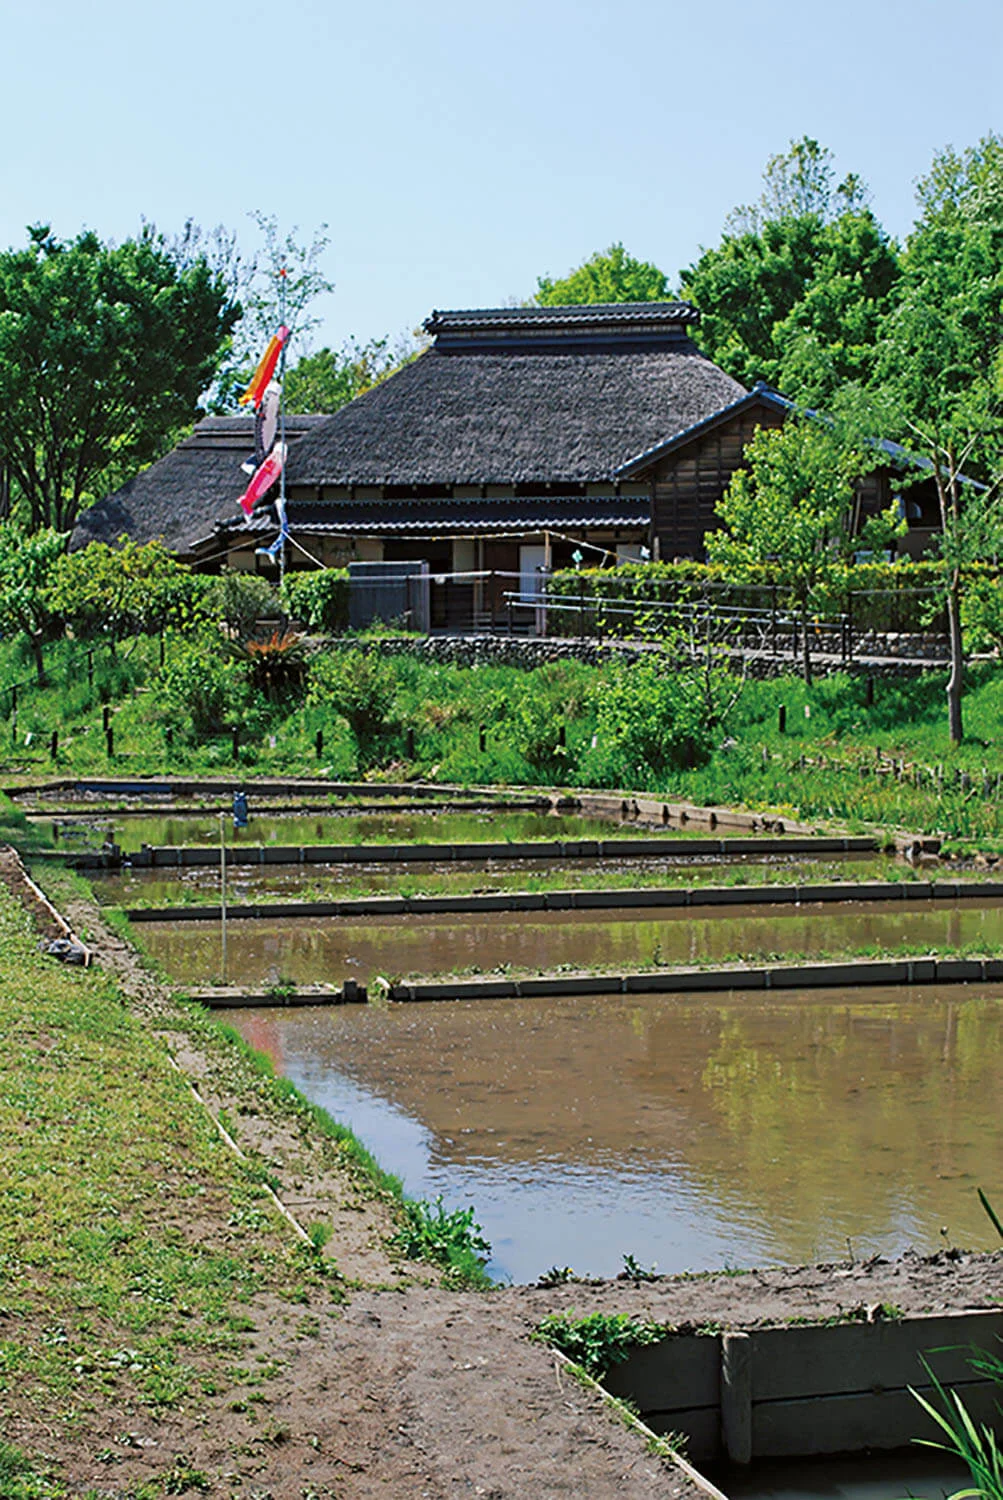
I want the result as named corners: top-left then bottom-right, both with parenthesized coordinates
top-left (219, 812), bottom-right (228, 985)
top-left (278, 266), bottom-right (288, 588)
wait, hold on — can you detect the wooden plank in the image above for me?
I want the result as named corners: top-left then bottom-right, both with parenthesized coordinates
top-left (603, 1334), bottom-right (718, 1411)
top-left (752, 1379), bottom-right (1000, 1457)
top-left (751, 1312), bottom-right (1003, 1402)
top-left (644, 1406), bottom-right (721, 1462)
top-left (721, 1333), bottom-right (752, 1464)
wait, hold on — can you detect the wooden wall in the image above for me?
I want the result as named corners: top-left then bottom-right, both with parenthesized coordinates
top-left (603, 1308), bottom-right (1003, 1465)
top-left (651, 402), bottom-right (785, 560)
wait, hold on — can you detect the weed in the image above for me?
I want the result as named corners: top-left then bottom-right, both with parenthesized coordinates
top-left (534, 1312), bottom-right (667, 1380)
top-left (391, 1196), bottom-right (493, 1289)
top-left (911, 1357), bottom-right (1003, 1500)
top-left (537, 1265), bottom-right (580, 1287)
top-left (160, 1457), bottom-right (211, 1494)
top-left (619, 1253), bottom-right (658, 1282)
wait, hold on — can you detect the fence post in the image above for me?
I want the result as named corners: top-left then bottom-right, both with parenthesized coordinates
top-left (87, 651), bottom-right (94, 688)
top-left (105, 725), bottom-right (114, 759)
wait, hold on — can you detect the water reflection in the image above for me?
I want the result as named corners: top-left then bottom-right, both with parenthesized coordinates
top-left (42, 807), bottom-right (671, 853)
top-left (93, 852), bottom-right (905, 907)
top-left (230, 986), bottom-right (1003, 1283)
top-left (140, 899), bottom-right (1003, 987)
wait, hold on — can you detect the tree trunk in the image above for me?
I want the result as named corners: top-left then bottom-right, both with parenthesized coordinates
top-left (30, 633), bottom-right (46, 688)
top-left (946, 575), bottom-right (964, 744)
top-left (800, 598), bottom-right (813, 686)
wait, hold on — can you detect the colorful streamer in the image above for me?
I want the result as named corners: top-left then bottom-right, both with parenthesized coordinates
top-left (239, 326), bottom-right (290, 408)
top-left (238, 442), bottom-right (287, 518)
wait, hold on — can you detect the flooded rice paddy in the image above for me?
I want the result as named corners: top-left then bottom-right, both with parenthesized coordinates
top-left (140, 898), bottom-right (1003, 987)
top-left (228, 984), bottom-right (1003, 1283)
top-left (39, 806), bottom-right (708, 854)
top-left (92, 851), bottom-right (907, 907)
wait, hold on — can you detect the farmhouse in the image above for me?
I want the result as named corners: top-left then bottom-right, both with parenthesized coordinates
top-left (74, 302), bottom-right (941, 590)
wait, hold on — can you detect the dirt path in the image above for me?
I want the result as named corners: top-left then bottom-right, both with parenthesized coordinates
top-left (17, 855), bottom-right (1003, 1498)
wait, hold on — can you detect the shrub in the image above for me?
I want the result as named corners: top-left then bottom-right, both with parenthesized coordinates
top-left (158, 647), bottom-right (256, 742)
top-left (201, 572), bottom-right (277, 641)
top-left (280, 568), bottom-right (349, 633)
top-left (307, 649), bottom-right (400, 769)
top-left (579, 657), bottom-right (722, 789)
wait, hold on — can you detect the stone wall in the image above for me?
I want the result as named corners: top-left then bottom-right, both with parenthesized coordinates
top-left (320, 634), bottom-right (943, 678)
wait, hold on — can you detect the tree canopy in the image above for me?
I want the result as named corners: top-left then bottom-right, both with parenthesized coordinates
top-left (534, 243), bottom-right (671, 305)
top-left (0, 224), bottom-right (240, 532)
top-left (680, 138), bottom-right (900, 401)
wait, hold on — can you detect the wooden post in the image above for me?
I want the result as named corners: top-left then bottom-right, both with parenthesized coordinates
top-left (778, 704), bottom-right (787, 735)
top-left (721, 1332), bottom-right (752, 1465)
top-left (87, 651), bottom-right (94, 687)
top-left (315, 729), bottom-right (324, 760)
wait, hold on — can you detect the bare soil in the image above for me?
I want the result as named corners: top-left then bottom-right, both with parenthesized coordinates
top-left (10, 854), bottom-right (1003, 1498)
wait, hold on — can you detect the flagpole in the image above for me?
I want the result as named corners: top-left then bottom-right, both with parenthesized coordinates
top-left (219, 812), bottom-right (228, 986)
top-left (278, 267), bottom-right (288, 588)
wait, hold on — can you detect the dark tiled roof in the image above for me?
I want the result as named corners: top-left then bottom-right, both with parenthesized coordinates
top-left (229, 496), bottom-right (650, 539)
top-left (424, 302), bottom-right (699, 334)
top-left (286, 331), bottom-right (746, 489)
top-left (71, 415), bottom-right (327, 555)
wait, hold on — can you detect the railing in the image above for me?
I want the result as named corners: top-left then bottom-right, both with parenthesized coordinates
top-left (500, 588), bottom-right (949, 666)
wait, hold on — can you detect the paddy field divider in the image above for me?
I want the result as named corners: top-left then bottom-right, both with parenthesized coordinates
top-left (124, 876), bottom-right (1003, 924)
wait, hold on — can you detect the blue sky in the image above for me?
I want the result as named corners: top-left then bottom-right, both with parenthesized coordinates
top-left (3, 0), bottom-right (1001, 354)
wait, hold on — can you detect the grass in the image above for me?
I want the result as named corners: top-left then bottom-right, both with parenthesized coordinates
top-left (0, 880), bottom-right (337, 1492)
top-left (8, 632), bottom-right (1003, 854)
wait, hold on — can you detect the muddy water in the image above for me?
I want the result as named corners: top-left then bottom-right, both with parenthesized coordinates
top-left (229, 984), bottom-right (1003, 1282)
top-left (39, 807), bottom-right (673, 853)
top-left (139, 899), bottom-right (1003, 987)
top-left (92, 853), bottom-right (905, 908)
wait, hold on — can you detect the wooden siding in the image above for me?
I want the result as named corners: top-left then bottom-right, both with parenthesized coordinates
top-left (651, 402), bottom-right (785, 559)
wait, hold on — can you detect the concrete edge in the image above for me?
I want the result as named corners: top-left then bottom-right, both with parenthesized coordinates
top-left (123, 878), bottom-right (1003, 925)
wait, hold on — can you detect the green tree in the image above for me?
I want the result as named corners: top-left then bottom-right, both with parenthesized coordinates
top-left (0, 525), bottom-right (68, 685)
top-left (534, 243), bottom-right (671, 305)
top-left (50, 538), bottom-right (196, 652)
top-left (875, 161), bottom-right (1003, 742)
top-left (0, 224), bottom-right (240, 532)
top-left (705, 418), bottom-right (901, 684)
top-left (726, 136), bottom-right (867, 233)
top-left (681, 140), bottom-right (899, 399)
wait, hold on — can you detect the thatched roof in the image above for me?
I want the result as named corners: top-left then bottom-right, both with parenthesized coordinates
top-left (285, 304), bottom-right (746, 489)
top-left (71, 415), bottom-right (326, 556)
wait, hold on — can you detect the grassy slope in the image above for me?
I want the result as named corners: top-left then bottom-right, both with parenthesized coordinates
top-left (5, 633), bottom-right (1003, 846)
top-left (0, 882), bottom-right (340, 1497)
